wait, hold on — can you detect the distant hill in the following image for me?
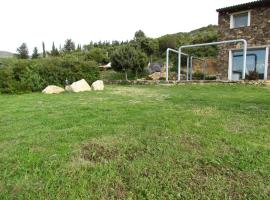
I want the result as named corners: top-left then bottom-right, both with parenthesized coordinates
top-left (0, 51), bottom-right (14, 58)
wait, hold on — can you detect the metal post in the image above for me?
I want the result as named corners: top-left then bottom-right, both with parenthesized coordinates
top-left (242, 40), bottom-right (247, 79)
top-left (166, 49), bottom-right (169, 81)
top-left (178, 48), bottom-right (182, 81)
top-left (190, 57), bottom-right (193, 80)
top-left (178, 39), bottom-right (248, 81)
top-left (186, 56), bottom-right (189, 81)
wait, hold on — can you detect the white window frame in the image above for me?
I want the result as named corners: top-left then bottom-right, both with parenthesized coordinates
top-left (229, 46), bottom-right (269, 81)
top-left (230, 10), bottom-right (251, 29)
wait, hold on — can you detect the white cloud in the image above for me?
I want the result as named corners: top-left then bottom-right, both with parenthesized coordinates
top-left (0, 0), bottom-right (250, 53)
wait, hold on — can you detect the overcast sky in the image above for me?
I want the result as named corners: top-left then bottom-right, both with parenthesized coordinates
top-left (1, 0), bottom-right (251, 53)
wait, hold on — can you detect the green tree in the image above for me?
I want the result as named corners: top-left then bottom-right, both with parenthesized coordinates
top-left (86, 48), bottom-right (109, 64)
top-left (158, 35), bottom-right (177, 54)
top-left (111, 46), bottom-right (147, 80)
top-left (140, 38), bottom-right (159, 62)
top-left (134, 30), bottom-right (146, 41)
top-left (110, 45), bottom-right (138, 81)
top-left (42, 42), bottom-right (46, 58)
top-left (16, 43), bottom-right (29, 59)
top-left (32, 47), bottom-right (39, 59)
top-left (51, 42), bottom-right (60, 57)
top-left (63, 39), bottom-right (75, 53)
top-left (76, 44), bottom-right (82, 51)
top-left (132, 50), bottom-right (148, 78)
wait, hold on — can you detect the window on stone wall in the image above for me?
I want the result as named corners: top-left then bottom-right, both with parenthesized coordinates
top-left (230, 11), bottom-right (250, 29)
top-left (232, 48), bottom-right (267, 80)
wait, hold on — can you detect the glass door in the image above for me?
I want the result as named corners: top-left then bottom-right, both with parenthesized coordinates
top-left (232, 48), bottom-right (267, 80)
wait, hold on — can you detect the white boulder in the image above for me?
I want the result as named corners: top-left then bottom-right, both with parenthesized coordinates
top-left (69, 79), bottom-right (91, 93)
top-left (65, 85), bottom-right (72, 92)
top-left (91, 80), bottom-right (104, 91)
top-left (42, 85), bottom-right (65, 94)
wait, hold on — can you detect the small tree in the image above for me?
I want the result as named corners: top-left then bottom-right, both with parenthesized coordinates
top-left (51, 42), bottom-right (60, 56)
top-left (110, 45), bottom-right (138, 81)
top-left (32, 47), bottom-right (39, 59)
top-left (16, 43), bottom-right (29, 59)
top-left (63, 39), bottom-right (75, 53)
top-left (133, 50), bottom-right (148, 78)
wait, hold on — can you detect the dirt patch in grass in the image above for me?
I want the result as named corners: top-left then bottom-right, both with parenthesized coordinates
top-left (78, 133), bottom-right (202, 165)
top-left (111, 182), bottom-right (128, 200)
top-left (179, 134), bottom-right (202, 150)
top-left (188, 163), bottom-right (269, 200)
top-left (81, 143), bottom-right (118, 163)
top-left (123, 145), bottom-right (148, 161)
top-left (76, 135), bottom-right (149, 165)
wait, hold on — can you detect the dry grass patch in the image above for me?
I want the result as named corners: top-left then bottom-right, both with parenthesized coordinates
top-left (188, 163), bottom-right (269, 200)
top-left (192, 106), bottom-right (218, 117)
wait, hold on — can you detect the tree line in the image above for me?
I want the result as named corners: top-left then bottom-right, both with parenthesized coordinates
top-left (15, 25), bottom-right (218, 81)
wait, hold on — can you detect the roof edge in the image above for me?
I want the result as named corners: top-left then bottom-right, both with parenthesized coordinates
top-left (216, 0), bottom-right (270, 13)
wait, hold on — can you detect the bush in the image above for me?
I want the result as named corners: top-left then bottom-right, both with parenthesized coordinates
top-left (246, 70), bottom-right (259, 80)
top-left (205, 75), bottom-right (217, 80)
top-left (192, 71), bottom-right (205, 80)
top-left (0, 58), bottom-right (99, 94)
top-left (0, 66), bottom-right (15, 93)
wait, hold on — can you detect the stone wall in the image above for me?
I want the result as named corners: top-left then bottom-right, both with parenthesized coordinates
top-left (192, 58), bottom-right (218, 75)
top-left (217, 6), bottom-right (270, 80)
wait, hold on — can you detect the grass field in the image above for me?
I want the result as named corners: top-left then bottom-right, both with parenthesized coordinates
top-left (0, 84), bottom-right (270, 199)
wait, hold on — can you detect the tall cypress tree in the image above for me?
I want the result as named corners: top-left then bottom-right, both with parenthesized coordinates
top-left (42, 42), bottom-right (46, 58)
top-left (76, 44), bottom-right (82, 51)
top-left (51, 42), bottom-right (59, 56)
top-left (32, 47), bottom-right (39, 59)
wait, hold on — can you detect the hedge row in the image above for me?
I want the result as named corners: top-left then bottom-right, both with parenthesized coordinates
top-left (0, 58), bottom-right (100, 94)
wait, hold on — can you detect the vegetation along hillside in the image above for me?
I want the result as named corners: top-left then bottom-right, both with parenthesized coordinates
top-left (0, 25), bottom-right (218, 93)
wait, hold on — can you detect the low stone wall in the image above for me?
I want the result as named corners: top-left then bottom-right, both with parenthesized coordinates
top-left (104, 80), bottom-right (268, 86)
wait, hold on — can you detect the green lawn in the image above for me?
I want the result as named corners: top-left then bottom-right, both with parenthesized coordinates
top-left (0, 84), bottom-right (270, 199)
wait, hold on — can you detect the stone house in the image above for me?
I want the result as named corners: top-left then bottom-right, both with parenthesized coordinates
top-left (216, 0), bottom-right (270, 80)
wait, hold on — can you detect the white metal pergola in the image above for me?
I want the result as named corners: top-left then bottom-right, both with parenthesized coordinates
top-left (174, 39), bottom-right (248, 81)
top-left (189, 56), bottom-right (207, 80)
top-left (166, 48), bottom-right (207, 81)
top-left (166, 48), bottom-right (189, 81)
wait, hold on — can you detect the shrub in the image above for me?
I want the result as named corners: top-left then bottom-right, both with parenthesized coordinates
top-left (246, 70), bottom-right (259, 80)
top-left (0, 58), bottom-right (99, 94)
top-left (0, 66), bottom-right (15, 93)
top-left (205, 75), bottom-right (217, 80)
top-left (111, 45), bottom-right (147, 81)
top-left (192, 71), bottom-right (205, 80)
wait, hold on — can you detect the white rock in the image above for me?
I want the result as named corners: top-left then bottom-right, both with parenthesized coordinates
top-left (42, 85), bottom-right (65, 94)
top-left (91, 80), bottom-right (104, 91)
top-left (69, 79), bottom-right (91, 93)
top-left (65, 85), bottom-right (72, 92)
